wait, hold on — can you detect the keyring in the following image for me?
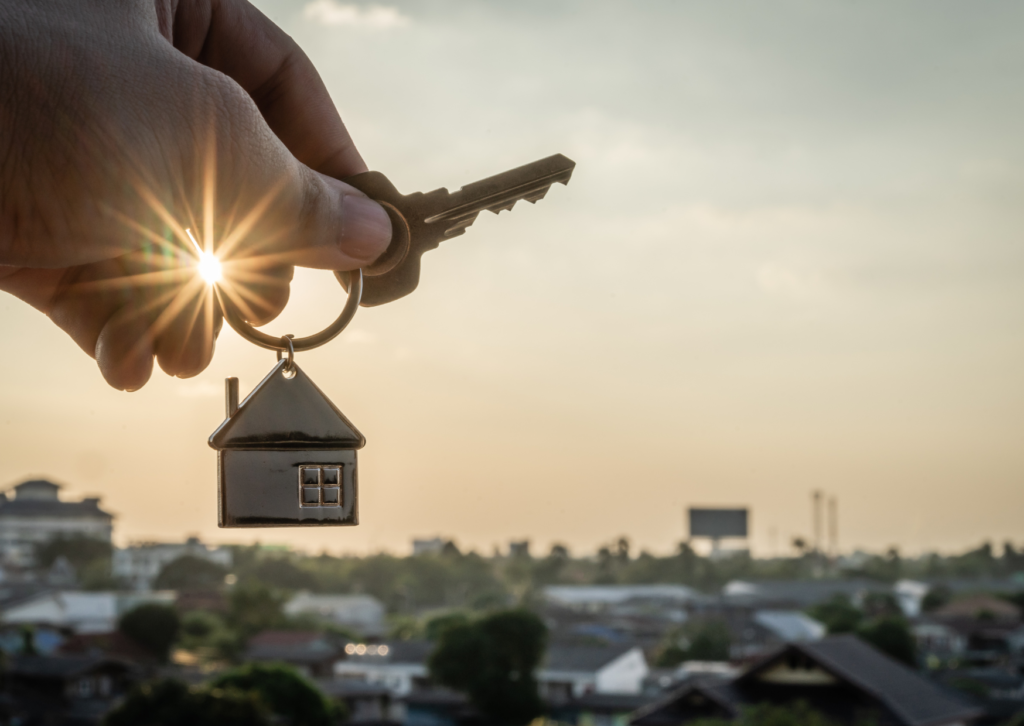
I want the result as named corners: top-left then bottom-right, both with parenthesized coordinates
top-left (222, 269), bottom-right (363, 352)
top-left (275, 335), bottom-right (296, 372)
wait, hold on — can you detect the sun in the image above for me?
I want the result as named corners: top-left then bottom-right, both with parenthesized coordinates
top-left (186, 228), bottom-right (222, 284)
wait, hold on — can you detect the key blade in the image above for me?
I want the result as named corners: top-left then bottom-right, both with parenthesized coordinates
top-left (424, 153), bottom-right (575, 234)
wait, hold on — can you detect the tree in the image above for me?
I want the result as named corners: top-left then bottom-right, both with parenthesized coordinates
top-left (155, 555), bottom-right (228, 591)
top-left (36, 534), bottom-right (112, 570)
top-left (228, 581), bottom-right (287, 640)
top-left (807, 594), bottom-right (863, 634)
top-left (212, 663), bottom-right (340, 726)
top-left (655, 619), bottom-right (732, 667)
top-left (103, 679), bottom-right (270, 726)
top-left (119, 604), bottom-right (180, 663)
top-left (857, 617), bottom-right (916, 667)
top-left (246, 557), bottom-right (317, 590)
top-left (429, 610), bottom-right (547, 726)
top-left (424, 611), bottom-right (471, 641)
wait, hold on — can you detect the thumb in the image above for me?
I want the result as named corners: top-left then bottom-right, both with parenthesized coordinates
top-left (206, 76), bottom-right (391, 272)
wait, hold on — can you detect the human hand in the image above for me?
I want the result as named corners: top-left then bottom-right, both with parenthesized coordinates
top-left (0, 0), bottom-right (391, 390)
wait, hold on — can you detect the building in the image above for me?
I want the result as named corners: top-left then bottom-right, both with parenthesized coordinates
top-left (112, 536), bottom-right (232, 591)
top-left (0, 479), bottom-right (113, 567)
top-left (245, 630), bottom-right (343, 678)
top-left (1, 590), bottom-right (175, 634)
top-left (630, 635), bottom-right (982, 726)
top-left (544, 585), bottom-right (704, 614)
top-left (334, 640), bottom-right (434, 696)
top-left (3, 654), bottom-right (138, 725)
top-left (284, 592), bottom-right (386, 637)
top-left (539, 643), bottom-right (649, 700)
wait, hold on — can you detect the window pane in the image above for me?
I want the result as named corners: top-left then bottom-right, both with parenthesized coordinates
top-left (301, 467), bottom-right (320, 486)
top-left (322, 487), bottom-right (341, 505)
top-left (322, 467), bottom-right (340, 486)
top-left (302, 487), bottom-right (320, 505)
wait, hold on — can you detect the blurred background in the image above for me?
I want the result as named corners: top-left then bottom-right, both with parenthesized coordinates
top-left (1, 0), bottom-right (1022, 557)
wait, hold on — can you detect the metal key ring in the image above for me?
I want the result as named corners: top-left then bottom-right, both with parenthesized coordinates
top-left (222, 269), bottom-right (363, 352)
top-left (275, 335), bottom-right (296, 371)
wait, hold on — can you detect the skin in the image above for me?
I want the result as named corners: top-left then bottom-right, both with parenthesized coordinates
top-left (0, 0), bottom-right (392, 390)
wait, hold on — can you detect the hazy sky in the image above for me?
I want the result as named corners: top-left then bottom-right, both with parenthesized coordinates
top-left (2, 1), bottom-right (1023, 557)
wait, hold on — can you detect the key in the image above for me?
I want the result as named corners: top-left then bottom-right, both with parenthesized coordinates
top-left (342, 154), bottom-right (575, 306)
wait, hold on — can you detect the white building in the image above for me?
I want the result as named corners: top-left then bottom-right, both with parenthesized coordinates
top-left (0, 479), bottom-right (113, 567)
top-left (334, 640), bottom-right (433, 696)
top-left (112, 537), bottom-right (232, 591)
top-left (543, 585), bottom-right (703, 615)
top-left (1, 590), bottom-right (175, 634)
top-left (284, 593), bottom-right (386, 636)
top-left (538, 644), bottom-right (649, 699)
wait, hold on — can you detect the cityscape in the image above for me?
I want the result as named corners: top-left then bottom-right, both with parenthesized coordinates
top-left (1, 476), bottom-right (1022, 724)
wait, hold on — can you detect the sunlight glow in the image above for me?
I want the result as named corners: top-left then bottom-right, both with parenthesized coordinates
top-left (186, 228), bottom-right (222, 284)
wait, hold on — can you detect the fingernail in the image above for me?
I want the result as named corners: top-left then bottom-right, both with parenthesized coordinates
top-left (340, 195), bottom-right (392, 265)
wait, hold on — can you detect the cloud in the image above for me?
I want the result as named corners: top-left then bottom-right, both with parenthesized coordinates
top-left (303, 0), bottom-right (409, 28)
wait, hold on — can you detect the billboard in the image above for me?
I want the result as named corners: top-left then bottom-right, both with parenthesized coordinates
top-left (688, 508), bottom-right (748, 539)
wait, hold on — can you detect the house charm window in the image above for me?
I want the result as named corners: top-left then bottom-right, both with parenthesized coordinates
top-left (300, 466), bottom-right (343, 508)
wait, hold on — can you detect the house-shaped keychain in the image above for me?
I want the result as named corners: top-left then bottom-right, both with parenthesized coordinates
top-left (209, 360), bottom-right (364, 528)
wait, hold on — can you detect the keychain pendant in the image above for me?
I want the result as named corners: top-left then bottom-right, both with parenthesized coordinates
top-left (208, 358), bottom-right (364, 528)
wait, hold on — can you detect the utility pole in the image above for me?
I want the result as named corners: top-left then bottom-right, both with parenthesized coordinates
top-left (812, 490), bottom-right (823, 555)
top-left (828, 496), bottom-right (838, 559)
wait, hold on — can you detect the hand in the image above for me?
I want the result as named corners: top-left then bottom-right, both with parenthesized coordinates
top-left (0, 0), bottom-right (391, 390)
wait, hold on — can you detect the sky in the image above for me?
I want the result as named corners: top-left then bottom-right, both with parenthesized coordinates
top-left (2, 0), bottom-right (1023, 558)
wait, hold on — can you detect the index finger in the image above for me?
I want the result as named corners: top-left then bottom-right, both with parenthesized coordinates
top-left (168, 0), bottom-right (367, 179)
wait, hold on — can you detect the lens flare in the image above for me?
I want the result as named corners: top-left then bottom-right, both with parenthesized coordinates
top-left (186, 228), bottom-right (222, 284)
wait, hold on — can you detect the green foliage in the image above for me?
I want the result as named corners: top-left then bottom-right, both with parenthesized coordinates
top-left (212, 662), bottom-right (340, 726)
top-left (690, 701), bottom-right (839, 726)
top-left (856, 617), bottom-right (916, 667)
top-left (155, 555), bottom-right (228, 591)
top-left (103, 679), bottom-right (270, 726)
top-left (177, 610), bottom-right (238, 660)
top-left (808, 594), bottom-right (863, 634)
top-left (118, 604), bottom-right (180, 663)
top-left (245, 556), bottom-right (318, 591)
top-left (922, 585), bottom-right (953, 612)
top-left (429, 609), bottom-right (547, 726)
top-left (655, 619), bottom-right (731, 667)
top-left (424, 611), bottom-right (471, 641)
top-left (228, 581), bottom-right (287, 640)
top-left (35, 534), bottom-right (112, 570)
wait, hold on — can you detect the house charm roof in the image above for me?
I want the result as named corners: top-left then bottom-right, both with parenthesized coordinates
top-left (209, 360), bottom-right (365, 451)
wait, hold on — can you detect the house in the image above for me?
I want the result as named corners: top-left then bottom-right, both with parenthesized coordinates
top-left (245, 630), bottom-right (343, 678)
top-left (1, 590), bottom-right (174, 634)
top-left (539, 643), bottom-right (649, 700)
top-left (316, 679), bottom-right (403, 724)
top-left (284, 592), bottom-right (386, 636)
top-left (544, 585), bottom-right (703, 615)
top-left (112, 536), bottom-right (232, 591)
top-left (727, 610), bottom-right (826, 660)
top-left (3, 654), bottom-right (138, 725)
top-left (334, 640), bottom-right (434, 696)
top-left (721, 579), bottom-right (887, 610)
top-left (630, 635), bottom-right (983, 726)
top-left (208, 362), bottom-right (364, 528)
top-left (0, 479), bottom-right (113, 567)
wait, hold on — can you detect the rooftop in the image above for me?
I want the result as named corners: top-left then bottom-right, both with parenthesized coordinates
top-left (0, 479), bottom-right (111, 520)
